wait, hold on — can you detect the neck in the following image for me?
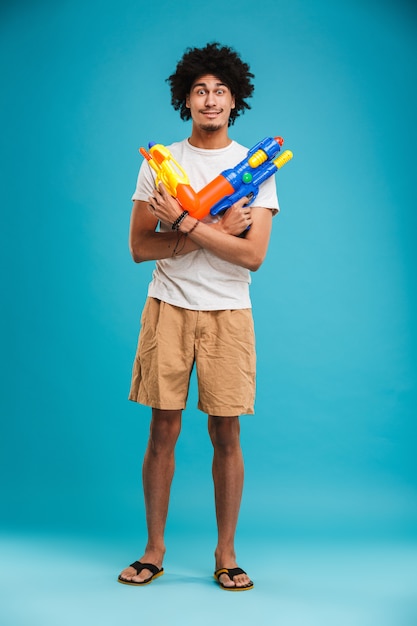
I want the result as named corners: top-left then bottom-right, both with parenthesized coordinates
top-left (188, 125), bottom-right (232, 150)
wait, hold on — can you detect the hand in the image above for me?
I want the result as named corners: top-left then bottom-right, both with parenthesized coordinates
top-left (217, 196), bottom-right (252, 236)
top-left (148, 183), bottom-right (183, 226)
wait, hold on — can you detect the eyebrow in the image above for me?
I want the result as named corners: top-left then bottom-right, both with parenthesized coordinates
top-left (191, 82), bottom-right (228, 89)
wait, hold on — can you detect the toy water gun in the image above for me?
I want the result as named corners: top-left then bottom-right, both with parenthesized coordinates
top-left (140, 136), bottom-right (293, 220)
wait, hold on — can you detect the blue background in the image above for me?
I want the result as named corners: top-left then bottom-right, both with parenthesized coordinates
top-left (1, 0), bottom-right (416, 624)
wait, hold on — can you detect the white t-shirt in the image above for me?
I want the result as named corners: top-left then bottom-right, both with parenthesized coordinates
top-left (132, 138), bottom-right (279, 310)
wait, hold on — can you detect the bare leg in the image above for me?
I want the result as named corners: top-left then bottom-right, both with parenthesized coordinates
top-left (208, 415), bottom-right (252, 589)
top-left (119, 408), bottom-right (182, 583)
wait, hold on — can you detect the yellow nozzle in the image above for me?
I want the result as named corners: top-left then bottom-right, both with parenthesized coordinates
top-left (273, 150), bottom-right (293, 169)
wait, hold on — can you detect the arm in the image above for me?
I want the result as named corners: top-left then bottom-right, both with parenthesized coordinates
top-left (147, 184), bottom-right (273, 272)
top-left (129, 193), bottom-right (253, 263)
top-left (128, 199), bottom-right (200, 263)
top-left (180, 206), bottom-right (273, 272)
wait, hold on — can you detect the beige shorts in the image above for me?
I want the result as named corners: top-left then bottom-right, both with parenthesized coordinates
top-left (129, 297), bottom-right (256, 416)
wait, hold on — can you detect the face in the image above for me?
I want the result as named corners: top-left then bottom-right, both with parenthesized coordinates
top-left (186, 74), bottom-right (235, 132)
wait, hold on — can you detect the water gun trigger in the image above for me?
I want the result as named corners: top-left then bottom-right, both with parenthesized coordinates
top-left (245, 189), bottom-right (257, 204)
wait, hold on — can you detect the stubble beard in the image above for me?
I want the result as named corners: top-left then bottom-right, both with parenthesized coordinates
top-left (198, 121), bottom-right (224, 132)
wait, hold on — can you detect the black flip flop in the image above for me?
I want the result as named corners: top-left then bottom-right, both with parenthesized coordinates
top-left (214, 567), bottom-right (254, 591)
top-left (118, 561), bottom-right (164, 586)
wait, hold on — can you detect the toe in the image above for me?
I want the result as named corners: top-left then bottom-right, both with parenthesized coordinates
top-left (119, 566), bottom-right (136, 581)
top-left (120, 566), bottom-right (153, 582)
top-left (235, 574), bottom-right (252, 587)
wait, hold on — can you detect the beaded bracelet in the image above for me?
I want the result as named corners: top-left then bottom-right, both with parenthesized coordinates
top-left (171, 210), bottom-right (189, 231)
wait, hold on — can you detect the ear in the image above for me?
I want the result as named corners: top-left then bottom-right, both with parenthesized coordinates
top-left (186, 94), bottom-right (190, 108)
top-left (231, 95), bottom-right (235, 109)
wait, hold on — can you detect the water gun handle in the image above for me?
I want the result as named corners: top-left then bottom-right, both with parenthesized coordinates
top-left (210, 187), bottom-right (259, 217)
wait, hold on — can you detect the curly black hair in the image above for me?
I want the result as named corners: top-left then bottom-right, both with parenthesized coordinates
top-left (166, 42), bottom-right (255, 126)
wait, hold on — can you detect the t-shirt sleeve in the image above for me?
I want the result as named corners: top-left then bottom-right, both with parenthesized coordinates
top-left (252, 175), bottom-right (280, 215)
top-left (131, 159), bottom-right (156, 201)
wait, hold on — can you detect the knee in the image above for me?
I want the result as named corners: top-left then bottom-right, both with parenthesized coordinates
top-left (208, 416), bottom-right (241, 453)
top-left (149, 409), bottom-right (182, 453)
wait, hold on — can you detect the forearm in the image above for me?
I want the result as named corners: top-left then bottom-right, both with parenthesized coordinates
top-left (178, 210), bottom-right (271, 272)
top-left (130, 227), bottom-right (201, 263)
top-left (129, 195), bottom-right (245, 264)
top-left (130, 216), bottom-right (245, 263)
top-left (130, 193), bottom-right (272, 270)
top-left (129, 198), bottom-right (201, 263)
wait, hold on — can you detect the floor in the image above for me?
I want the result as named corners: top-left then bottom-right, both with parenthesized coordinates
top-left (1, 531), bottom-right (416, 626)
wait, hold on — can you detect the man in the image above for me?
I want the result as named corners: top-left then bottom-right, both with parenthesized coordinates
top-left (118, 42), bottom-right (279, 591)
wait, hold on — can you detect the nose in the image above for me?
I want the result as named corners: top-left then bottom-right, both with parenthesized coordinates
top-left (204, 90), bottom-right (216, 107)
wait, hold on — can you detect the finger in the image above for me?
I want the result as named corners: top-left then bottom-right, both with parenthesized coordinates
top-left (151, 185), bottom-right (163, 200)
top-left (148, 199), bottom-right (159, 216)
top-left (239, 195), bottom-right (251, 208)
top-left (231, 196), bottom-right (251, 211)
top-left (157, 182), bottom-right (169, 197)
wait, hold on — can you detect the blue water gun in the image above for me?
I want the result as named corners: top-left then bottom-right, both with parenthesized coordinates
top-left (209, 136), bottom-right (293, 216)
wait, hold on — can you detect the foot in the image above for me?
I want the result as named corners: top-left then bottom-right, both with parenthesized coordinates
top-left (214, 566), bottom-right (253, 590)
top-left (118, 550), bottom-right (164, 584)
top-left (214, 551), bottom-right (253, 590)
